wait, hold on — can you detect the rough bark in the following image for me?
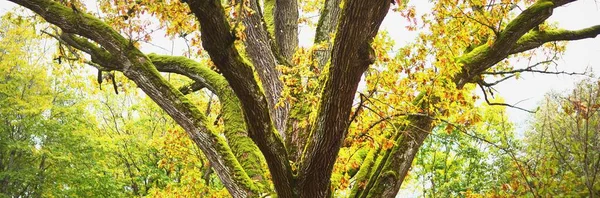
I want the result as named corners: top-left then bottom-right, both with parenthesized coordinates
top-left (271, 0), bottom-right (299, 61)
top-left (313, 0), bottom-right (342, 69)
top-left (186, 1), bottom-right (294, 197)
top-left (147, 54), bottom-right (269, 188)
top-left (241, 0), bottom-right (290, 135)
top-left (359, 116), bottom-right (433, 198)
top-left (285, 0), bottom-right (342, 163)
top-left (349, 148), bottom-right (381, 197)
top-left (296, 1), bottom-right (391, 197)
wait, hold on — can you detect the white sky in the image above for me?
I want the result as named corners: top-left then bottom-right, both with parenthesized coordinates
top-left (1, 1), bottom-right (599, 197)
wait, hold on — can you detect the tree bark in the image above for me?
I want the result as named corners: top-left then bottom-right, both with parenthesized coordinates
top-left (313, 0), bottom-right (342, 69)
top-left (272, 0), bottom-right (299, 61)
top-left (296, 1), bottom-right (391, 197)
top-left (186, 0), bottom-right (294, 197)
top-left (147, 54), bottom-right (269, 188)
top-left (355, 1), bottom-right (599, 197)
top-left (285, 0), bottom-right (342, 163)
top-left (241, 0), bottom-right (290, 135)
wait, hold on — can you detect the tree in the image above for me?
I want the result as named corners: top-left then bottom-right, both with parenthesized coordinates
top-left (412, 103), bottom-right (517, 197)
top-left (519, 79), bottom-right (600, 197)
top-left (5, 0), bottom-right (600, 197)
top-left (0, 13), bottom-right (125, 197)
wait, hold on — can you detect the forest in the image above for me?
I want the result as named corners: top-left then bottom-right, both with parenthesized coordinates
top-left (1, 0), bottom-right (599, 197)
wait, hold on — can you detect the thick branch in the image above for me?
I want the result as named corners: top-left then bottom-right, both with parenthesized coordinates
top-left (297, 1), bottom-right (391, 196)
top-left (9, 0), bottom-right (260, 196)
top-left (269, 0), bottom-right (299, 61)
top-left (178, 82), bottom-right (205, 95)
top-left (242, 0), bottom-right (290, 135)
top-left (510, 25), bottom-right (600, 54)
top-left (356, 1), bottom-right (594, 197)
top-left (455, 0), bottom-right (557, 87)
top-left (553, 0), bottom-right (577, 7)
top-left (147, 54), bottom-right (270, 189)
top-left (355, 93), bottom-right (434, 198)
top-left (283, 0), bottom-right (333, 163)
top-left (59, 33), bottom-right (120, 70)
top-left (313, 0), bottom-right (342, 69)
top-left (186, 1), bottom-right (293, 197)
top-left (9, 0), bottom-right (129, 57)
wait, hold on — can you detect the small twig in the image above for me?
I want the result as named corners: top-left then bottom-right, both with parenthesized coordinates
top-left (478, 74), bottom-right (515, 87)
top-left (483, 58), bottom-right (586, 77)
top-left (478, 82), bottom-right (536, 113)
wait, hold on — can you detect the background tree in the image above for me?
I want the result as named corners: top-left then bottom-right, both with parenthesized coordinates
top-left (410, 81), bottom-right (600, 197)
top-left (4, 0), bottom-right (600, 197)
top-left (0, 13), bottom-right (124, 197)
top-left (518, 79), bottom-right (600, 197)
top-left (412, 103), bottom-right (517, 197)
top-left (0, 12), bottom-right (234, 197)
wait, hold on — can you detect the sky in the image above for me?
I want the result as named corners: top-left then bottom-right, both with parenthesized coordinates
top-left (0, 0), bottom-right (599, 197)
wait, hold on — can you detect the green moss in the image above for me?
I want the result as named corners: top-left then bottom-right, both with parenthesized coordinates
top-left (517, 26), bottom-right (600, 47)
top-left (359, 148), bottom-right (387, 198)
top-left (145, 54), bottom-right (270, 193)
top-left (263, 0), bottom-right (276, 37)
top-left (134, 66), bottom-right (260, 195)
top-left (314, 4), bottom-right (331, 42)
top-left (364, 171), bottom-right (398, 198)
top-left (39, 0), bottom-right (128, 51)
top-left (458, 1), bottom-right (554, 68)
top-left (357, 124), bottom-right (410, 198)
top-left (349, 149), bottom-right (378, 197)
top-left (456, 44), bottom-right (489, 65)
top-left (346, 148), bottom-right (369, 177)
top-left (207, 124), bottom-right (260, 192)
top-left (234, 41), bottom-right (270, 97)
top-left (502, 1), bottom-right (554, 35)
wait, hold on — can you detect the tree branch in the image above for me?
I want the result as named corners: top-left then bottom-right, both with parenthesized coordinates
top-left (478, 74), bottom-right (515, 86)
top-left (481, 59), bottom-right (556, 75)
top-left (313, 0), bottom-right (342, 69)
top-left (297, 1), bottom-right (391, 196)
top-left (58, 33), bottom-right (120, 70)
top-left (510, 25), bottom-right (600, 54)
top-left (265, 0), bottom-right (299, 61)
top-left (478, 82), bottom-right (537, 113)
top-left (186, 1), bottom-right (293, 197)
top-left (178, 82), bottom-right (206, 95)
top-left (241, 0), bottom-right (290, 135)
top-left (10, 0), bottom-right (261, 196)
top-left (147, 54), bottom-right (270, 190)
top-left (455, 0), bottom-right (559, 87)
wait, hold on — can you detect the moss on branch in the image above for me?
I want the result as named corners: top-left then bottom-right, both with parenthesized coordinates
top-left (147, 54), bottom-right (270, 191)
